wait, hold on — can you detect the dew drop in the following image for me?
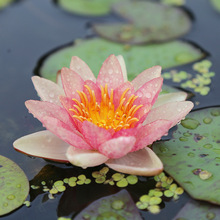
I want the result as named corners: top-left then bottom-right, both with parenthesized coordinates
top-left (76, 65), bottom-right (81, 70)
top-left (187, 152), bottom-right (195, 157)
top-left (179, 137), bottom-right (188, 142)
top-left (108, 69), bottom-right (113, 74)
top-left (199, 170), bottom-right (212, 180)
top-left (203, 143), bottom-right (212, 149)
top-left (159, 146), bottom-right (168, 153)
top-left (49, 93), bottom-right (54, 98)
top-left (181, 118), bottom-right (200, 129)
top-left (3, 203), bottom-right (8, 207)
top-left (203, 117), bottom-right (212, 124)
top-left (7, 194), bottom-right (15, 200)
top-left (211, 109), bottom-right (220, 116)
top-left (145, 93), bottom-right (151, 99)
top-left (206, 212), bottom-right (216, 220)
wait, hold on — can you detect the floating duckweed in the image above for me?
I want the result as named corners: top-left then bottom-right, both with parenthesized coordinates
top-left (63, 178), bottom-right (69, 184)
top-left (69, 177), bottom-right (77, 182)
top-left (136, 201), bottom-right (148, 209)
top-left (31, 185), bottom-right (40, 190)
top-left (56, 185), bottom-right (66, 192)
top-left (85, 179), bottom-right (91, 184)
top-left (49, 188), bottom-right (58, 194)
top-left (104, 179), bottom-right (115, 185)
top-left (149, 197), bottom-right (162, 206)
top-left (193, 60), bottom-right (212, 74)
top-left (54, 180), bottom-right (64, 187)
top-left (199, 170), bottom-right (212, 180)
top-left (23, 201), bottom-right (31, 207)
top-left (95, 176), bottom-right (106, 184)
top-left (68, 181), bottom-right (76, 187)
top-left (43, 188), bottom-right (49, 192)
top-left (206, 212), bottom-right (216, 220)
top-left (41, 181), bottom-right (46, 186)
top-left (57, 217), bottom-right (71, 220)
top-left (112, 173), bottom-right (125, 181)
top-left (7, 195), bottom-right (15, 200)
top-left (183, 132), bottom-right (192, 137)
top-left (78, 175), bottom-right (86, 180)
top-left (140, 195), bottom-right (150, 203)
top-left (203, 117), bottom-right (213, 124)
top-left (111, 200), bottom-right (125, 210)
top-left (116, 178), bottom-right (128, 187)
top-left (211, 109), bottom-right (220, 116)
top-left (92, 171), bottom-right (102, 178)
top-left (126, 175), bottom-right (138, 185)
top-left (148, 205), bottom-right (160, 214)
top-left (100, 167), bottom-right (109, 175)
top-left (181, 118), bottom-right (200, 129)
top-left (164, 190), bottom-right (174, 197)
top-left (179, 137), bottom-right (188, 142)
top-left (148, 189), bottom-right (163, 197)
top-left (162, 70), bottom-right (189, 83)
top-left (48, 194), bottom-right (55, 199)
top-left (175, 187), bottom-right (184, 195)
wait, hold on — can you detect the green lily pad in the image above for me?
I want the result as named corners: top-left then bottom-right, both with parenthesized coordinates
top-left (0, 0), bottom-right (13, 10)
top-left (173, 200), bottom-right (220, 220)
top-left (153, 107), bottom-right (220, 205)
top-left (74, 190), bottom-right (142, 220)
top-left (210, 0), bottom-right (220, 12)
top-left (93, 1), bottom-right (191, 44)
top-left (0, 155), bottom-right (29, 216)
top-left (55, 0), bottom-right (127, 16)
top-left (38, 38), bottom-right (206, 82)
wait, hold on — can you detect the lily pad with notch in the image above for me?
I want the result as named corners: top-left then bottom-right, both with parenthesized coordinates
top-left (0, 155), bottom-right (29, 216)
top-left (153, 107), bottom-right (220, 205)
top-left (93, 1), bottom-right (192, 44)
top-left (37, 38), bottom-right (206, 82)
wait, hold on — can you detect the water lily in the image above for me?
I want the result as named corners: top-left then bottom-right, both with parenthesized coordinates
top-left (13, 55), bottom-right (193, 176)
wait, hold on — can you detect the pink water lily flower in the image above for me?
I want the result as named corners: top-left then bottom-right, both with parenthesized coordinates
top-left (13, 55), bottom-right (193, 176)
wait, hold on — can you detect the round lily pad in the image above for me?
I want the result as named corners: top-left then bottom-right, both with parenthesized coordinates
top-left (0, 0), bottom-right (14, 10)
top-left (93, 1), bottom-right (191, 44)
top-left (210, 0), bottom-right (220, 12)
top-left (54, 0), bottom-right (127, 16)
top-left (37, 38), bottom-right (206, 82)
top-left (0, 155), bottom-right (29, 216)
top-left (153, 107), bottom-right (220, 205)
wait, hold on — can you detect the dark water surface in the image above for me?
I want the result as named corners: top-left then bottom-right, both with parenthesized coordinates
top-left (0, 0), bottom-right (220, 219)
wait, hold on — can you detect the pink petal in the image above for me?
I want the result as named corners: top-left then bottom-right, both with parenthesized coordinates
top-left (61, 67), bottom-right (84, 99)
top-left (143, 101), bottom-right (194, 127)
top-left (99, 136), bottom-right (136, 159)
top-left (32, 76), bottom-right (64, 106)
top-left (96, 55), bottom-right (124, 92)
top-left (132, 66), bottom-right (162, 91)
top-left (134, 77), bottom-right (163, 107)
top-left (81, 121), bottom-right (112, 149)
top-left (42, 116), bottom-right (92, 150)
top-left (116, 55), bottom-right (128, 82)
top-left (133, 119), bottom-right (172, 152)
top-left (70, 56), bottom-right (96, 82)
top-left (13, 130), bottom-right (69, 162)
top-left (153, 92), bottom-right (187, 108)
top-left (83, 80), bottom-right (101, 103)
top-left (106, 147), bottom-right (163, 176)
top-left (66, 146), bottom-right (108, 168)
top-left (113, 81), bottom-right (134, 109)
top-left (25, 100), bottom-right (77, 132)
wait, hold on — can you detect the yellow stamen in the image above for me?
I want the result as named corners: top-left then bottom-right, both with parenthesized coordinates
top-left (69, 84), bottom-right (143, 131)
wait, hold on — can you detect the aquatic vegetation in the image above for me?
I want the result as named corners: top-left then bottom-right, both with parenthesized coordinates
top-left (0, 155), bottom-right (29, 216)
top-left (153, 107), bottom-right (220, 204)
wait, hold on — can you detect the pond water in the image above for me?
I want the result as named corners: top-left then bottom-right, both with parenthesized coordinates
top-left (0, 0), bottom-right (220, 219)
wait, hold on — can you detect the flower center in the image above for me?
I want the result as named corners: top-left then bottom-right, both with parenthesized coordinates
top-left (69, 84), bottom-right (143, 131)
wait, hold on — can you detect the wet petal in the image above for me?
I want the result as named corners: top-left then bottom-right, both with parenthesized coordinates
top-left (42, 116), bottom-right (92, 150)
top-left (81, 121), bottom-right (112, 149)
top-left (153, 92), bottom-right (187, 108)
top-left (99, 136), bottom-right (136, 159)
top-left (32, 76), bottom-right (64, 106)
top-left (106, 147), bottom-right (163, 176)
top-left (13, 130), bottom-right (69, 162)
top-left (61, 67), bottom-right (84, 99)
top-left (66, 146), bottom-right (108, 168)
top-left (134, 77), bottom-right (163, 107)
top-left (116, 55), bottom-right (128, 82)
top-left (25, 100), bottom-right (77, 131)
top-left (144, 101), bottom-right (194, 127)
top-left (70, 56), bottom-right (96, 82)
top-left (97, 54), bottom-right (124, 92)
top-left (133, 119), bottom-right (172, 152)
top-left (132, 66), bottom-right (162, 91)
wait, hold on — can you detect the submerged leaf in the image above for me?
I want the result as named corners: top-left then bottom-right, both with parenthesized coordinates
top-left (153, 107), bottom-right (220, 205)
top-left (0, 155), bottom-right (29, 216)
top-left (38, 38), bottom-right (206, 82)
top-left (74, 190), bottom-right (142, 220)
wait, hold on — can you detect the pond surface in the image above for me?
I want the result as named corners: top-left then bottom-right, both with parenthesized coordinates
top-left (0, 0), bottom-right (220, 219)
